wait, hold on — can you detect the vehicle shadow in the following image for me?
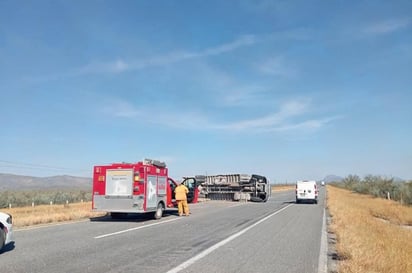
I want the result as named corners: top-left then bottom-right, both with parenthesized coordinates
top-left (89, 209), bottom-right (180, 223)
top-left (295, 200), bottom-right (318, 205)
top-left (0, 242), bottom-right (15, 254)
top-left (282, 201), bottom-right (296, 204)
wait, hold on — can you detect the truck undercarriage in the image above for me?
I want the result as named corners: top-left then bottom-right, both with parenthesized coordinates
top-left (195, 174), bottom-right (270, 202)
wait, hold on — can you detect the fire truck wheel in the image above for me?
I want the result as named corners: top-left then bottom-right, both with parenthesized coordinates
top-left (154, 203), bottom-right (164, 220)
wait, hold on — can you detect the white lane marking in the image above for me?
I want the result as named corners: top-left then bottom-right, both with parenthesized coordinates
top-left (166, 204), bottom-right (294, 273)
top-left (318, 190), bottom-right (328, 273)
top-left (318, 208), bottom-right (328, 273)
top-left (94, 218), bottom-right (181, 239)
top-left (225, 203), bottom-right (247, 208)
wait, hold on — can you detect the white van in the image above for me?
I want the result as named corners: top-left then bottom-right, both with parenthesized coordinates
top-left (295, 180), bottom-right (318, 204)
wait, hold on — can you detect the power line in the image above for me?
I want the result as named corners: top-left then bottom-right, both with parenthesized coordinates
top-left (0, 160), bottom-right (90, 172)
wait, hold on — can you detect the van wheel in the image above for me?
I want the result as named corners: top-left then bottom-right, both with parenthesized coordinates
top-left (154, 203), bottom-right (164, 220)
top-left (0, 229), bottom-right (5, 250)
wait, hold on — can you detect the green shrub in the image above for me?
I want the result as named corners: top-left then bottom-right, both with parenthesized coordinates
top-left (336, 175), bottom-right (411, 205)
top-left (0, 189), bottom-right (92, 208)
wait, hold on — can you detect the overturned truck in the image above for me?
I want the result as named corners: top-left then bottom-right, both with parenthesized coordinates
top-left (195, 174), bottom-right (271, 202)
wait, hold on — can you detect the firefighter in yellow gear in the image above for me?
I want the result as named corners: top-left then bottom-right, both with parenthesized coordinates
top-left (174, 182), bottom-right (190, 216)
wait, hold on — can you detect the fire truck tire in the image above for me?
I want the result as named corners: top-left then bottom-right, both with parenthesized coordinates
top-left (153, 203), bottom-right (164, 220)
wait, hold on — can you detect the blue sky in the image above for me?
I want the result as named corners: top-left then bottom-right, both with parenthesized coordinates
top-left (1, 0), bottom-right (411, 182)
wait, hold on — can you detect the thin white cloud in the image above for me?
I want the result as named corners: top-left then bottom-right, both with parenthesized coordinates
top-left (112, 59), bottom-right (129, 72)
top-left (203, 35), bottom-right (257, 55)
top-left (102, 99), bottom-right (140, 118)
top-left (102, 98), bottom-right (212, 129)
top-left (220, 85), bottom-right (267, 106)
top-left (23, 31), bottom-right (307, 83)
top-left (78, 59), bottom-right (130, 74)
top-left (268, 116), bottom-right (342, 132)
top-left (183, 63), bottom-right (270, 108)
top-left (363, 18), bottom-right (410, 35)
top-left (73, 31), bottom-right (306, 77)
top-left (76, 35), bottom-right (257, 75)
top-left (219, 100), bottom-right (309, 130)
top-left (257, 56), bottom-right (297, 77)
top-left (101, 97), bottom-right (336, 134)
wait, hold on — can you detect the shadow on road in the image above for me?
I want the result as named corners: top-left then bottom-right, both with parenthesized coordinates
top-left (282, 201), bottom-right (296, 204)
top-left (0, 242), bottom-right (15, 254)
top-left (89, 209), bottom-right (180, 223)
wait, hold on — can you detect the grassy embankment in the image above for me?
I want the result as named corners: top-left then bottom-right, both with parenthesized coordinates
top-left (3, 202), bottom-right (104, 228)
top-left (327, 186), bottom-right (412, 273)
top-left (272, 184), bottom-right (295, 192)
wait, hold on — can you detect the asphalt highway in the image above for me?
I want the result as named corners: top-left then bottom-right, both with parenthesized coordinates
top-left (1, 188), bottom-right (327, 273)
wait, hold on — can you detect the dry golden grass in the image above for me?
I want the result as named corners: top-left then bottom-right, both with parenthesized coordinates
top-left (327, 186), bottom-right (412, 273)
top-left (272, 184), bottom-right (295, 192)
top-left (3, 202), bottom-right (105, 228)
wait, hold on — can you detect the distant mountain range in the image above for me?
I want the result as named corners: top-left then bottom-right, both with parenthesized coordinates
top-left (0, 173), bottom-right (92, 191)
top-left (0, 173), bottom-right (407, 191)
top-left (323, 175), bottom-right (344, 183)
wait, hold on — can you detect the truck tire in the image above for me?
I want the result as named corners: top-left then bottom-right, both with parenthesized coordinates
top-left (154, 203), bottom-right (164, 220)
top-left (250, 196), bottom-right (264, 202)
top-left (260, 193), bottom-right (269, 202)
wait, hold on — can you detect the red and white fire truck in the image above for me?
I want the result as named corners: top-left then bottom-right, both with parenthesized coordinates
top-left (92, 159), bottom-right (199, 219)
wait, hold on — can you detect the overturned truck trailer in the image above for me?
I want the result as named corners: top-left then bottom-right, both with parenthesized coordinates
top-left (195, 174), bottom-right (271, 202)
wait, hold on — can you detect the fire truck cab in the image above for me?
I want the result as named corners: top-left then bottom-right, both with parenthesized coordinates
top-left (92, 159), bottom-right (198, 219)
